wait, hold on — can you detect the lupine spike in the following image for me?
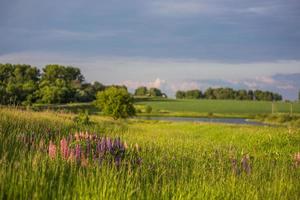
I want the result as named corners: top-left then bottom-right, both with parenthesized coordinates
top-left (48, 141), bottom-right (56, 159)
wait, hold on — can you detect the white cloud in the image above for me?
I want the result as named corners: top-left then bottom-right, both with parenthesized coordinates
top-left (0, 51), bottom-right (299, 86)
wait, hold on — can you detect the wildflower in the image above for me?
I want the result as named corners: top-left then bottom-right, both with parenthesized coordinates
top-left (106, 138), bottom-right (112, 152)
top-left (241, 154), bottom-right (251, 175)
top-left (68, 149), bottom-right (76, 162)
top-left (75, 144), bottom-right (81, 162)
top-left (48, 141), bottom-right (56, 159)
top-left (60, 138), bottom-right (69, 159)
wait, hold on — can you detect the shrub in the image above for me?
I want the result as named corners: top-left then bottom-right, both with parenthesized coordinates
top-left (73, 110), bottom-right (90, 125)
top-left (95, 87), bottom-right (135, 119)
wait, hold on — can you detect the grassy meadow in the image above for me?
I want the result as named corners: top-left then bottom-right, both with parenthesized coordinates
top-left (135, 99), bottom-right (300, 116)
top-left (0, 107), bottom-right (300, 199)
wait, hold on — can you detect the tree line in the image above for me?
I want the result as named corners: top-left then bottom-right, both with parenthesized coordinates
top-left (0, 63), bottom-right (124, 105)
top-left (176, 88), bottom-right (282, 101)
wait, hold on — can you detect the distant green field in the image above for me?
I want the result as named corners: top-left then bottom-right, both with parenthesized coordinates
top-left (136, 99), bottom-right (300, 115)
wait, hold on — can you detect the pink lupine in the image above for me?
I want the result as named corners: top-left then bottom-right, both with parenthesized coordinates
top-left (68, 149), bottom-right (76, 162)
top-left (48, 141), bottom-right (56, 159)
top-left (60, 138), bottom-right (69, 159)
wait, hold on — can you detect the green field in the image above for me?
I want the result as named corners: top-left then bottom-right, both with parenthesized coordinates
top-left (0, 108), bottom-right (299, 199)
top-left (136, 99), bottom-right (300, 116)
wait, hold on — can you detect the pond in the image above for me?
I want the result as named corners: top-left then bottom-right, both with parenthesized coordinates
top-left (136, 116), bottom-right (267, 126)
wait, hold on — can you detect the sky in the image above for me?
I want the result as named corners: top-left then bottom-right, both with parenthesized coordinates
top-left (0, 0), bottom-right (300, 99)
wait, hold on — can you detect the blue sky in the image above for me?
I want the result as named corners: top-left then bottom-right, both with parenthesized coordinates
top-left (0, 0), bottom-right (300, 99)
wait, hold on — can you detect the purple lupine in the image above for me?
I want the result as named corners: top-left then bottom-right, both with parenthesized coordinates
top-left (100, 137), bottom-right (107, 152)
top-left (96, 140), bottom-right (102, 155)
top-left (75, 144), bottom-right (81, 162)
top-left (86, 138), bottom-right (91, 158)
top-left (106, 137), bottom-right (113, 152)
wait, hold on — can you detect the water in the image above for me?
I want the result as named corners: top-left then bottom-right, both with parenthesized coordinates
top-left (136, 116), bottom-right (267, 126)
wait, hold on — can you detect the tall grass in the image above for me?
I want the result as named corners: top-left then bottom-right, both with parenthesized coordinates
top-left (0, 108), bottom-right (299, 199)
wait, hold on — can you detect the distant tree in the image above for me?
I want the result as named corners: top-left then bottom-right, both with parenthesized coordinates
top-left (235, 90), bottom-right (248, 100)
top-left (134, 86), bottom-right (148, 96)
top-left (247, 90), bottom-right (254, 100)
top-left (149, 88), bottom-right (162, 97)
top-left (176, 91), bottom-right (185, 99)
top-left (95, 87), bottom-right (135, 119)
top-left (299, 90), bottom-right (300, 101)
top-left (185, 90), bottom-right (202, 99)
top-left (204, 88), bottom-right (215, 99)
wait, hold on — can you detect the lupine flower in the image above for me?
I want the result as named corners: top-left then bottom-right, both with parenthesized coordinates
top-left (86, 139), bottom-right (91, 157)
top-left (42, 132), bottom-right (141, 168)
top-left (106, 138), bottom-right (112, 152)
top-left (75, 144), bottom-right (81, 162)
top-left (241, 154), bottom-right (251, 175)
top-left (60, 138), bottom-right (69, 159)
top-left (48, 141), bottom-right (56, 159)
top-left (68, 149), bottom-right (76, 162)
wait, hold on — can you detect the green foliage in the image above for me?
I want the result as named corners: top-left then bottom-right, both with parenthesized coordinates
top-left (0, 64), bottom-right (39, 105)
top-left (148, 88), bottom-right (162, 97)
top-left (176, 87), bottom-right (282, 101)
top-left (134, 86), bottom-right (148, 96)
top-left (73, 110), bottom-right (91, 125)
top-left (176, 89), bottom-right (203, 99)
top-left (95, 87), bottom-right (136, 119)
top-left (0, 63), bottom-right (107, 105)
top-left (134, 86), bottom-right (165, 97)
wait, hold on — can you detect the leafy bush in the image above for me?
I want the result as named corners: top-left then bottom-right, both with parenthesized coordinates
top-left (73, 110), bottom-right (90, 125)
top-left (95, 87), bottom-right (135, 119)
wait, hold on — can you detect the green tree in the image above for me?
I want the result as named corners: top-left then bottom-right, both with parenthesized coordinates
top-left (149, 88), bottom-right (162, 97)
top-left (95, 87), bottom-right (136, 119)
top-left (176, 91), bottom-right (185, 99)
top-left (0, 64), bottom-right (39, 105)
top-left (38, 65), bottom-right (85, 103)
top-left (186, 90), bottom-right (202, 99)
top-left (134, 86), bottom-right (148, 96)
